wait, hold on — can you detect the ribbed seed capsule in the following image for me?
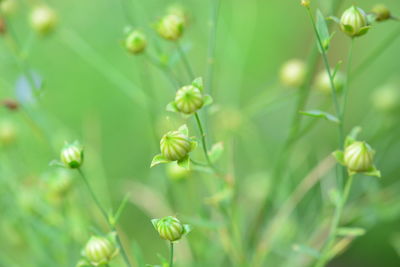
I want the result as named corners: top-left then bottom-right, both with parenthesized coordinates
top-left (340, 6), bottom-right (369, 37)
top-left (160, 131), bottom-right (191, 161)
top-left (175, 85), bottom-right (204, 114)
top-left (84, 236), bottom-right (118, 266)
top-left (155, 216), bottom-right (184, 241)
top-left (30, 5), bottom-right (57, 35)
top-left (344, 141), bottom-right (374, 172)
top-left (157, 14), bottom-right (184, 41)
top-left (60, 142), bottom-right (84, 169)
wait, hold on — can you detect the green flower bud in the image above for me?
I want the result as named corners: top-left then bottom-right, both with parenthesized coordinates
top-left (175, 85), bottom-right (204, 114)
top-left (0, 0), bottom-right (18, 16)
top-left (60, 142), bottom-right (84, 169)
top-left (344, 141), bottom-right (374, 172)
top-left (372, 4), bottom-right (391, 22)
top-left (157, 14), bottom-right (184, 41)
top-left (314, 70), bottom-right (345, 94)
top-left (340, 6), bottom-right (369, 37)
top-left (160, 131), bottom-right (191, 161)
top-left (83, 235), bottom-right (119, 266)
top-left (280, 59), bottom-right (306, 88)
top-left (125, 30), bottom-right (147, 54)
top-left (30, 6), bottom-right (57, 35)
top-left (0, 119), bottom-right (16, 145)
top-left (371, 83), bottom-right (400, 113)
top-left (166, 162), bottom-right (191, 181)
top-left (152, 216), bottom-right (191, 242)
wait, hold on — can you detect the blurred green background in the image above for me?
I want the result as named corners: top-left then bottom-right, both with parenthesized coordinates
top-left (1, 0), bottom-right (400, 266)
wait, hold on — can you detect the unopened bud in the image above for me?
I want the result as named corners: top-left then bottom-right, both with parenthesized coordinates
top-left (344, 141), bottom-right (374, 172)
top-left (60, 141), bottom-right (84, 169)
top-left (151, 216), bottom-right (191, 242)
top-left (30, 6), bottom-right (57, 35)
top-left (280, 59), bottom-right (306, 88)
top-left (175, 85), bottom-right (204, 114)
top-left (160, 131), bottom-right (191, 161)
top-left (371, 4), bottom-right (391, 22)
top-left (83, 235), bottom-right (119, 266)
top-left (340, 6), bottom-right (369, 37)
top-left (125, 30), bottom-right (147, 54)
top-left (156, 14), bottom-right (184, 41)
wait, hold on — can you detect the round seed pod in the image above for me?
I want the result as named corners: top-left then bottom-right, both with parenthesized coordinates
top-left (340, 6), bottom-right (369, 37)
top-left (83, 236), bottom-right (118, 266)
top-left (125, 30), bottom-right (147, 54)
top-left (160, 131), bottom-right (191, 161)
top-left (344, 141), bottom-right (374, 172)
top-left (154, 216), bottom-right (185, 241)
top-left (372, 4), bottom-right (391, 22)
top-left (157, 14), bottom-right (184, 41)
top-left (30, 5), bottom-right (57, 35)
top-left (60, 142), bottom-right (84, 169)
top-left (175, 85), bottom-right (204, 114)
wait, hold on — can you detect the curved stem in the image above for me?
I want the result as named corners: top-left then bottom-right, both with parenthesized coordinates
top-left (77, 169), bottom-right (132, 267)
top-left (169, 242), bottom-right (174, 267)
top-left (177, 41), bottom-right (195, 81)
top-left (314, 175), bottom-right (354, 267)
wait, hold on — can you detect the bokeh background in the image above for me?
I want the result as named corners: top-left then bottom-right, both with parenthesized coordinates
top-left (1, 0), bottom-right (400, 266)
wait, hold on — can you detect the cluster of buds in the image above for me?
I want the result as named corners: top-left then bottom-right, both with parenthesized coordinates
top-left (280, 59), bottom-right (306, 88)
top-left (156, 14), bottom-right (185, 41)
top-left (313, 70), bottom-right (345, 94)
top-left (152, 216), bottom-right (191, 242)
top-left (151, 124), bottom-right (197, 169)
top-left (30, 5), bottom-right (57, 35)
top-left (167, 77), bottom-right (213, 115)
top-left (340, 6), bottom-right (369, 37)
top-left (125, 30), bottom-right (147, 54)
top-left (80, 234), bottom-right (119, 266)
top-left (60, 141), bottom-right (84, 169)
top-left (333, 130), bottom-right (380, 177)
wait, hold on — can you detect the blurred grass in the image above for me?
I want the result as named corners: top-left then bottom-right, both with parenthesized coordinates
top-left (1, 0), bottom-right (400, 266)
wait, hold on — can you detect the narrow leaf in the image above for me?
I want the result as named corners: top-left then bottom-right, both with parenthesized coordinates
top-left (299, 110), bottom-right (340, 123)
top-left (150, 154), bottom-right (170, 167)
top-left (316, 9), bottom-right (331, 51)
top-left (292, 244), bottom-right (320, 259)
top-left (337, 227), bottom-right (366, 237)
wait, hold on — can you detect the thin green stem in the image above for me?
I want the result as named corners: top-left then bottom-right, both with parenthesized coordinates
top-left (194, 112), bottom-right (213, 169)
top-left (341, 38), bottom-right (354, 125)
top-left (77, 169), bottom-right (132, 267)
top-left (315, 175), bottom-right (354, 267)
top-left (169, 242), bottom-right (174, 267)
top-left (145, 53), bottom-right (181, 89)
top-left (177, 41), bottom-right (195, 81)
